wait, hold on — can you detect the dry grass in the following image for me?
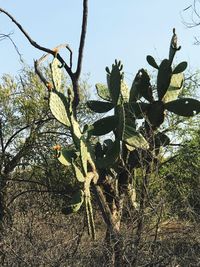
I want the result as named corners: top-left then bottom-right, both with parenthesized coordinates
top-left (0, 185), bottom-right (200, 266)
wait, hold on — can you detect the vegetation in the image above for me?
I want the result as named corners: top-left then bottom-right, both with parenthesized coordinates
top-left (0, 1), bottom-right (200, 266)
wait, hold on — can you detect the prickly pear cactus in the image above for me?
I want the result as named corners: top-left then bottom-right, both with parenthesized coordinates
top-left (43, 28), bottom-right (200, 241)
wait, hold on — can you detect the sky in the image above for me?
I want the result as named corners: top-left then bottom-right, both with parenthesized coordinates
top-left (0, 1), bottom-right (200, 90)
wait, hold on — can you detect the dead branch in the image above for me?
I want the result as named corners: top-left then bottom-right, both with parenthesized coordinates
top-left (0, 1), bottom-right (89, 112)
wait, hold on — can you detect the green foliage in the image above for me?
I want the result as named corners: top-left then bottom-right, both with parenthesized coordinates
top-left (161, 130), bottom-right (200, 219)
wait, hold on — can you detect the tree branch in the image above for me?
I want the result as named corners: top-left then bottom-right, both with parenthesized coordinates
top-left (75, 0), bottom-right (88, 79)
top-left (0, 8), bottom-right (73, 78)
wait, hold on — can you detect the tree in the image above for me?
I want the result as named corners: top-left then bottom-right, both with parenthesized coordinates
top-left (161, 127), bottom-right (200, 220)
top-left (1, 3), bottom-right (200, 267)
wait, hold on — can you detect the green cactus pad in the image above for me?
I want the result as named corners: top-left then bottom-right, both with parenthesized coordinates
top-left (87, 100), bottom-right (114, 113)
top-left (88, 115), bottom-right (117, 136)
top-left (80, 139), bottom-right (88, 176)
top-left (58, 148), bottom-right (76, 166)
top-left (157, 59), bottom-right (172, 101)
top-left (115, 104), bottom-right (125, 140)
top-left (123, 124), bottom-right (149, 149)
top-left (130, 69), bottom-right (153, 103)
top-left (72, 162), bottom-right (85, 182)
top-left (108, 63), bottom-right (122, 105)
top-left (162, 73), bottom-right (183, 103)
top-left (49, 91), bottom-right (70, 126)
top-left (126, 102), bottom-right (150, 119)
top-left (172, 61), bottom-right (187, 74)
top-left (147, 101), bottom-right (165, 128)
top-left (146, 55), bottom-right (159, 69)
top-left (95, 83), bottom-right (111, 101)
top-left (64, 190), bottom-right (84, 214)
top-left (121, 81), bottom-right (130, 102)
top-left (165, 98), bottom-right (200, 117)
top-left (50, 58), bottom-right (62, 91)
top-left (96, 140), bottom-right (120, 169)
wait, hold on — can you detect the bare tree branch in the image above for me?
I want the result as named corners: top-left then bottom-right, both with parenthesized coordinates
top-left (0, 1), bottom-right (89, 115)
top-left (0, 8), bottom-right (73, 78)
top-left (76, 0), bottom-right (88, 79)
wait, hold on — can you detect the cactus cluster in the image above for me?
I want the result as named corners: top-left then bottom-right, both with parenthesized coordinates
top-left (47, 29), bottom-right (200, 240)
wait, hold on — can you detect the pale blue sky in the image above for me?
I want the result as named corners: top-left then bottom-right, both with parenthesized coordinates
top-left (0, 1), bottom-right (200, 88)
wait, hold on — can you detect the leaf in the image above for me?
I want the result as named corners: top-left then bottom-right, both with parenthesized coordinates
top-left (50, 57), bottom-right (62, 91)
top-left (157, 59), bottom-right (172, 100)
top-left (95, 83), bottom-right (111, 101)
top-left (123, 124), bottom-right (149, 149)
top-left (165, 98), bottom-right (200, 117)
top-left (146, 55), bottom-right (159, 69)
top-left (72, 162), bottom-right (85, 182)
top-left (58, 148), bottom-right (76, 166)
top-left (88, 115), bottom-right (117, 136)
top-left (162, 73), bottom-right (184, 103)
top-left (97, 140), bottom-right (120, 169)
top-left (87, 100), bottom-right (114, 113)
top-left (64, 190), bottom-right (84, 214)
top-left (49, 91), bottom-right (70, 126)
top-left (173, 61), bottom-right (188, 74)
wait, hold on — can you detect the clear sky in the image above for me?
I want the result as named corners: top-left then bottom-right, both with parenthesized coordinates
top-left (0, 1), bottom-right (200, 89)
